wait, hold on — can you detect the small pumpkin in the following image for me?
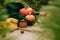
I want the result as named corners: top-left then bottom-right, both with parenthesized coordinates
top-left (19, 7), bottom-right (34, 16)
top-left (26, 14), bottom-right (35, 22)
top-left (39, 12), bottom-right (46, 16)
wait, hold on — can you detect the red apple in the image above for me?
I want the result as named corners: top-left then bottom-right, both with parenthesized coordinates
top-left (19, 7), bottom-right (34, 16)
top-left (25, 15), bottom-right (35, 22)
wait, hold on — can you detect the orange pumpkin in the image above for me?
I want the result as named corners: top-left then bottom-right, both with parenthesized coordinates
top-left (26, 14), bottom-right (35, 22)
top-left (19, 7), bottom-right (34, 16)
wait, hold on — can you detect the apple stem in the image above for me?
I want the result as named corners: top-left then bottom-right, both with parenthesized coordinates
top-left (29, 12), bottom-right (32, 15)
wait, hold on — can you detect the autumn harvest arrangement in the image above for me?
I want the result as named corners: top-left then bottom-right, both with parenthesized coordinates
top-left (0, 0), bottom-right (60, 40)
top-left (0, 2), bottom-right (48, 34)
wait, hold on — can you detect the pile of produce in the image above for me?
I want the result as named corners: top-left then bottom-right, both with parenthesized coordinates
top-left (6, 2), bottom-right (39, 26)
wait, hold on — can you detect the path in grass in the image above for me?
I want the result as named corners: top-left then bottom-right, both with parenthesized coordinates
top-left (4, 27), bottom-right (55, 40)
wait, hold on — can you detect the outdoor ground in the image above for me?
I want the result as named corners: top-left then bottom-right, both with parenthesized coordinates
top-left (0, 0), bottom-right (60, 40)
top-left (4, 27), bottom-right (55, 40)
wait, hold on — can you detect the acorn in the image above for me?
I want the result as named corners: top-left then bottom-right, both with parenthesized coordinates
top-left (19, 19), bottom-right (27, 33)
top-left (19, 19), bottom-right (27, 28)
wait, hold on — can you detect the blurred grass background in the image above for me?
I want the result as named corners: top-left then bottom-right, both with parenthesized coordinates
top-left (39, 0), bottom-right (60, 40)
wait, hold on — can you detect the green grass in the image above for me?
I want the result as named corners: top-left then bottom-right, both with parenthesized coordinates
top-left (38, 0), bottom-right (60, 40)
